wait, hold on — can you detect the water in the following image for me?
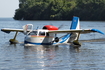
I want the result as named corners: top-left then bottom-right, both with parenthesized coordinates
top-left (0, 18), bottom-right (105, 70)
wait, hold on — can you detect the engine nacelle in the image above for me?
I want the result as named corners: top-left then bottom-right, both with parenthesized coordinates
top-left (43, 25), bottom-right (58, 30)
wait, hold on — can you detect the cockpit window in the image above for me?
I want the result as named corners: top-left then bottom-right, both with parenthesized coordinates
top-left (29, 31), bottom-right (37, 35)
top-left (39, 31), bottom-right (45, 36)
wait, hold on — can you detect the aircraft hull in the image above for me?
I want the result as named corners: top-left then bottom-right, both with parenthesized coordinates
top-left (24, 34), bottom-right (72, 45)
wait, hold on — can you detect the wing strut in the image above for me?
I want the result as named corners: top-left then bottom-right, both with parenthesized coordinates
top-left (72, 32), bottom-right (81, 46)
top-left (9, 32), bottom-right (18, 44)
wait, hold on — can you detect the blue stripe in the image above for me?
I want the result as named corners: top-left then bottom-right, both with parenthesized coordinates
top-left (53, 34), bottom-right (71, 45)
top-left (70, 17), bottom-right (79, 29)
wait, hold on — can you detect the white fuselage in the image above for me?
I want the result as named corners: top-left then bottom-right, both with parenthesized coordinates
top-left (24, 29), bottom-right (55, 45)
top-left (24, 29), bottom-right (75, 45)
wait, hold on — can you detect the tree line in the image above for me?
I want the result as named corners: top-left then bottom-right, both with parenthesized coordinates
top-left (13, 0), bottom-right (105, 21)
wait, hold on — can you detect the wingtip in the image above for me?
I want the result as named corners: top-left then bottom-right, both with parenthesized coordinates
top-left (91, 29), bottom-right (105, 35)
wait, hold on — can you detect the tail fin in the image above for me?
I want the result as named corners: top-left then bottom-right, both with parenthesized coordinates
top-left (69, 17), bottom-right (80, 43)
top-left (70, 16), bottom-right (80, 30)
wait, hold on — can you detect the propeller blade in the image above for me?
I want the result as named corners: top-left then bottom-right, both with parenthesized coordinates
top-left (58, 24), bottom-right (64, 29)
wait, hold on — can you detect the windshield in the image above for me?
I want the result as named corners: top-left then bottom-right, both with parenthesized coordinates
top-left (28, 31), bottom-right (37, 35)
top-left (39, 31), bottom-right (45, 36)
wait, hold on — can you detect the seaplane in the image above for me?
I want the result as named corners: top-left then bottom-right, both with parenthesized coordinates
top-left (1, 16), bottom-right (105, 46)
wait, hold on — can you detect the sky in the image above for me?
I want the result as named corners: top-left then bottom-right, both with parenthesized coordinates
top-left (0, 0), bottom-right (19, 18)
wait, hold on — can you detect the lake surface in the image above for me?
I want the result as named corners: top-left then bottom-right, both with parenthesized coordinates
top-left (0, 18), bottom-right (105, 70)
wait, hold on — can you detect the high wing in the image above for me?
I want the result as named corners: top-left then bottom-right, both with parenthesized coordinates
top-left (48, 29), bottom-right (105, 35)
top-left (1, 28), bottom-right (30, 33)
top-left (1, 28), bottom-right (104, 35)
top-left (1, 24), bottom-right (33, 33)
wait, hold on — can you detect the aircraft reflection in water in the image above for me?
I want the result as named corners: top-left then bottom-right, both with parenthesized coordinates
top-left (23, 45), bottom-right (59, 67)
top-left (23, 44), bottom-right (84, 68)
top-left (24, 45), bottom-right (59, 53)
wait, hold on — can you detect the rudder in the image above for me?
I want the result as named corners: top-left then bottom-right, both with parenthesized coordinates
top-left (70, 16), bottom-right (80, 30)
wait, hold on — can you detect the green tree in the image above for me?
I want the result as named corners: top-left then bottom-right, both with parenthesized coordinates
top-left (14, 0), bottom-right (105, 21)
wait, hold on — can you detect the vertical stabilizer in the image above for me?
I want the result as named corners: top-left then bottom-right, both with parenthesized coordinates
top-left (70, 16), bottom-right (80, 30)
top-left (68, 17), bottom-right (81, 43)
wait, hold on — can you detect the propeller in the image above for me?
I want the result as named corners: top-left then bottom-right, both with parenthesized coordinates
top-left (58, 24), bottom-right (64, 29)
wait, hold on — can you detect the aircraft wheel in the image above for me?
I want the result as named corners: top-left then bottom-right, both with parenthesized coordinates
top-left (55, 37), bottom-right (59, 42)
